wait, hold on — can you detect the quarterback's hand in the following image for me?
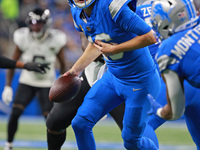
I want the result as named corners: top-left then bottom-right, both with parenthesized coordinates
top-left (2, 86), bottom-right (13, 105)
top-left (63, 69), bottom-right (80, 77)
top-left (93, 40), bottom-right (118, 55)
top-left (24, 62), bottom-right (50, 74)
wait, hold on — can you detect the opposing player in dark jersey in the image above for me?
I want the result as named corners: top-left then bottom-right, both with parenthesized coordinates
top-left (3, 8), bottom-right (67, 150)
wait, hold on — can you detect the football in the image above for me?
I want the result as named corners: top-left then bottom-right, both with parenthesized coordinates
top-left (49, 74), bottom-right (81, 103)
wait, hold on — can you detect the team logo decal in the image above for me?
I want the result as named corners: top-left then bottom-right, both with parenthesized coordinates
top-left (86, 26), bottom-right (91, 31)
top-left (153, 4), bottom-right (170, 21)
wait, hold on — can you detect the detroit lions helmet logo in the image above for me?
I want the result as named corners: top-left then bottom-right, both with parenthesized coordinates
top-left (153, 3), bottom-right (170, 21)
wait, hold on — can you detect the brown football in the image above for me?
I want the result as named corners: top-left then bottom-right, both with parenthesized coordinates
top-left (49, 74), bottom-right (81, 103)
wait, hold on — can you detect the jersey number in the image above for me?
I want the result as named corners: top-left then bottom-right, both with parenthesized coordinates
top-left (88, 33), bottom-right (124, 60)
top-left (33, 56), bottom-right (45, 63)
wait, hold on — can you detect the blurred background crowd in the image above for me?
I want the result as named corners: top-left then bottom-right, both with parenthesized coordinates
top-left (0, 0), bottom-right (83, 69)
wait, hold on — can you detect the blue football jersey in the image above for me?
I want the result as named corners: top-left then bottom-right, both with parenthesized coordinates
top-left (136, 3), bottom-right (160, 60)
top-left (156, 22), bottom-right (200, 88)
top-left (71, 0), bottom-right (156, 83)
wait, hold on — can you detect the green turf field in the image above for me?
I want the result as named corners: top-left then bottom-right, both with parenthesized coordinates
top-left (0, 117), bottom-right (196, 150)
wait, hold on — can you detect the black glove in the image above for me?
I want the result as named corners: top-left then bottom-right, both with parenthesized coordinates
top-left (24, 62), bottom-right (50, 74)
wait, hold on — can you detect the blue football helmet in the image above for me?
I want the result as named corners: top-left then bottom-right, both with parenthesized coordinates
top-left (68, 0), bottom-right (96, 9)
top-left (151, 0), bottom-right (199, 39)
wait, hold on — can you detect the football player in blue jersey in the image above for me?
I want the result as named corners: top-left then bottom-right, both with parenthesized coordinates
top-left (46, 33), bottom-right (127, 150)
top-left (146, 4), bottom-right (200, 149)
top-left (150, 0), bottom-right (200, 121)
top-left (63, 0), bottom-right (161, 149)
top-left (136, 0), bottom-right (200, 149)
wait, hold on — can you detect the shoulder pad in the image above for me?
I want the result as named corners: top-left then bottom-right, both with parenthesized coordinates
top-left (49, 29), bottom-right (67, 49)
top-left (156, 54), bottom-right (178, 72)
top-left (13, 27), bottom-right (29, 46)
top-left (109, 0), bottom-right (130, 19)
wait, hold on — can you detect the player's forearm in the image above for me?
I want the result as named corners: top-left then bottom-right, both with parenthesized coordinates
top-left (15, 61), bottom-right (25, 68)
top-left (12, 46), bottom-right (23, 68)
top-left (158, 71), bottom-right (185, 120)
top-left (71, 43), bottom-right (102, 74)
top-left (6, 69), bottom-right (15, 86)
top-left (114, 30), bottom-right (156, 53)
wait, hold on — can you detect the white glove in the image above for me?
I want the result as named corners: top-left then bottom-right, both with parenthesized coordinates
top-left (2, 86), bottom-right (13, 105)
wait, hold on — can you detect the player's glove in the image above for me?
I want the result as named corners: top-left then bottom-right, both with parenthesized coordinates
top-left (2, 86), bottom-right (13, 105)
top-left (147, 94), bottom-right (162, 116)
top-left (24, 62), bottom-right (50, 74)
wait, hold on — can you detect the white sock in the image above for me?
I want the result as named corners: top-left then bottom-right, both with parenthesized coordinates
top-left (5, 142), bottom-right (13, 147)
top-left (157, 108), bottom-right (162, 118)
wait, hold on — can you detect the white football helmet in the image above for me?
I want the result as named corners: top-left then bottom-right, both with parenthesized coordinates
top-left (151, 0), bottom-right (199, 40)
top-left (68, 0), bottom-right (96, 9)
top-left (26, 8), bottom-right (52, 39)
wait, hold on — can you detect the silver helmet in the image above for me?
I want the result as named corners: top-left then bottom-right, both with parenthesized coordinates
top-left (137, 0), bottom-right (154, 6)
top-left (151, 0), bottom-right (199, 40)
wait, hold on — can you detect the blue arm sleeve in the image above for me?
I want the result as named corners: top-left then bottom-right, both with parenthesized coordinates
top-left (115, 5), bottom-right (151, 35)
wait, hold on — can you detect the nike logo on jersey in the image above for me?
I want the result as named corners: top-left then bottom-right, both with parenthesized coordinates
top-left (133, 88), bottom-right (142, 92)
